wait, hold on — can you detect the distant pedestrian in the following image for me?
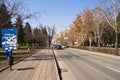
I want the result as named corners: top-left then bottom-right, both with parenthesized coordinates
top-left (6, 50), bottom-right (14, 70)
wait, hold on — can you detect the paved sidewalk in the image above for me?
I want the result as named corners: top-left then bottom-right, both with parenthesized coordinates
top-left (0, 49), bottom-right (59, 80)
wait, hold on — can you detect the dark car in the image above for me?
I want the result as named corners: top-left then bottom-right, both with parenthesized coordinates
top-left (56, 45), bottom-right (62, 50)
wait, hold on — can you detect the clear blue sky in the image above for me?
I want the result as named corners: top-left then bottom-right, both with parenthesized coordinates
top-left (24, 0), bottom-right (98, 32)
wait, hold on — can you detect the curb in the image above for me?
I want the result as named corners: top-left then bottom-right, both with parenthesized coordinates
top-left (52, 48), bottom-right (61, 80)
top-left (54, 49), bottom-right (75, 80)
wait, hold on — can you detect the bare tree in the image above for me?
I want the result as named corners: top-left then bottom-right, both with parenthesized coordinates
top-left (47, 25), bottom-right (55, 48)
top-left (93, 7), bottom-right (107, 47)
top-left (0, 0), bottom-right (40, 22)
top-left (73, 13), bottom-right (85, 45)
top-left (82, 9), bottom-right (95, 47)
top-left (73, 9), bottom-right (95, 47)
top-left (98, 0), bottom-right (120, 52)
top-left (66, 24), bottom-right (77, 45)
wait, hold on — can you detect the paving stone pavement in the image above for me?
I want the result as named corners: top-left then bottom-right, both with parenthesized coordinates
top-left (0, 49), bottom-right (59, 80)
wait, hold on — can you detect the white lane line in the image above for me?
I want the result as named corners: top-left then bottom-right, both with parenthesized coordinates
top-left (106, 66), bottom-right (120, 73)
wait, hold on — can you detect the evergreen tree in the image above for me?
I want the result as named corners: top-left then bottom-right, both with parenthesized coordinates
top-left (33, 27), bottom-right (46, 46)
top-left (0, 3), bottom-right (12, 28)
top-left (33, 27), bottom-right (40, 46)
top-left (41, 27), bottom-right (48, 46)
top-left (24, 22), bottom-right (32, 33)
top-left (24, 22), bottom-right (32, 47)
top-left (117, 12), bottom-right (120, 46)
top-left (0, 3), bottom-right (12, 47)
top-left (14, 15), bottom-right (25, 46)
top-left (102, 27), bottom-right (115, 47)
top-left (42, 27), bottom-right (47, 36)
top-left (117, 12), bottom-right (120, 30)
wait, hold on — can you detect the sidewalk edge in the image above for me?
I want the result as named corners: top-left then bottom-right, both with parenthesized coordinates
top-left (52, 49), bottom-right (61, 80)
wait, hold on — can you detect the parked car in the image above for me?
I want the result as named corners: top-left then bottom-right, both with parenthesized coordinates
top-left (61, 45), bottom-right (69, 49)
top-left (56, 45), bottom-right (62, 50)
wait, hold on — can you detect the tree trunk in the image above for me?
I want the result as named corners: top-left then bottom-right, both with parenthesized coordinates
top-left (98, 36), bottom-right (100, 47)
top-left (89, 34), bottom-right (92, 48)
top-left (115, 31), bottom-right (118, 55)
top-left (97, 24), bottom-right (100, 47)
top-left (115, 14), bottom-right (118, 55)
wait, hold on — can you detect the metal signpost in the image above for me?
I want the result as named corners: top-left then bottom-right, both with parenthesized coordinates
top-left (1, 28), bottom-right (17, 70)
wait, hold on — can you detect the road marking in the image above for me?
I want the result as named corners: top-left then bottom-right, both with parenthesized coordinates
top-left (106, 66), bottom-right (120, 73)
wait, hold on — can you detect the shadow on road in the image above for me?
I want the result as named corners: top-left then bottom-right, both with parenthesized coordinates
top-left (57, 54), bottom-right (82, 60)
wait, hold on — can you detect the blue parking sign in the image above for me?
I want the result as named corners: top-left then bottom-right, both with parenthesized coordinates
top-left (1, 29), bottom-right (18, 50)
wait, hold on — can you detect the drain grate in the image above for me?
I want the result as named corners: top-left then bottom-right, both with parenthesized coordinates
top-left (61, 69), bottom-right (68, 72)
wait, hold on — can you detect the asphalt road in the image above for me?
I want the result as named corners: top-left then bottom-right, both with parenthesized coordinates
top-left (55, 48), bottom-right (120, 80)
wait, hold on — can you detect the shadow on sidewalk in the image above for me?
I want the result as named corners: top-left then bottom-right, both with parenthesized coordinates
top-left (17, 67), bottom-right (35, 71)
top-left (24, 54), bottom-right (54, 61)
